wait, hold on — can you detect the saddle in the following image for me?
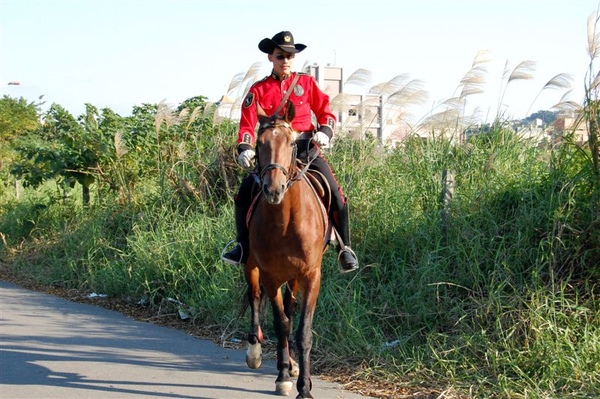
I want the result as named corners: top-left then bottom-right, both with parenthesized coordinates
top-left (246, 164), bottom-right (333, 249)
top-left (303, 169), bottom-right (331, 212)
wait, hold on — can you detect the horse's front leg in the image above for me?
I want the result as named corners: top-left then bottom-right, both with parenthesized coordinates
top-left (244, 265), bottom-right (263, 369)
top-left (295, 272), bottom-right (321, 399)
top-left (266, 284), bottom-right (294, 396)
top-left (284, 280), bottom-right (300, 377)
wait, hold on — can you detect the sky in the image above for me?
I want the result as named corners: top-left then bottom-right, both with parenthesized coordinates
top-left (1, 0), bottom-right (599, 123)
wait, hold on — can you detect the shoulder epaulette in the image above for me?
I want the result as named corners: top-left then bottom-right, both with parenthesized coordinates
top-left (250, 76), bottom-right (269, 88)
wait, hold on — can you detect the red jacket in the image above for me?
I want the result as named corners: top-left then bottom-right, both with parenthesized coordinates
top-left (237, 71), bottom-right (336, 153)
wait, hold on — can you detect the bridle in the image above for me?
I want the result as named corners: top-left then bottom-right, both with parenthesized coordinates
top-left (252, 116), bottom-right (321, 198)
top-left (253, 120), bottom-right (298, 191)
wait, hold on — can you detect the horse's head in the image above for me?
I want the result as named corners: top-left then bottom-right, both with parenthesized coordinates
top-left (256, 101), bottom-right (298, 205)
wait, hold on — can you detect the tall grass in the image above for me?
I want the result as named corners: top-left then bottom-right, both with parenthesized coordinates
top-left (3, 119), bottom-right (597, 397)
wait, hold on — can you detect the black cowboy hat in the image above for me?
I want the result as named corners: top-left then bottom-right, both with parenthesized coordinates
top-left (258, 31), bottom-right (306, 54)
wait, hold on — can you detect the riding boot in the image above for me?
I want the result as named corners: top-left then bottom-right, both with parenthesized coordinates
top-left (221, 203), bottom-right (250, 265)
top-left (332, 202), bottom-right (359, 273)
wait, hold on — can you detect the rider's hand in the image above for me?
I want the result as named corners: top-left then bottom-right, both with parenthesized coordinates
top-left (313, 131), bottom-right (330, 148)
top-left (237, 149), bottom-right (255, 168)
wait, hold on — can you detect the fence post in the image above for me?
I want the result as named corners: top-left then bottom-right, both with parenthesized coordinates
top-left (440, 169), bottom-right (455, 240)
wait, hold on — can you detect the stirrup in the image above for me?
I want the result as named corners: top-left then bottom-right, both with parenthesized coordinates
top-left (221, 239), bottom-right (244, 265)
top-left (337, 246), bottom-right (359, 273)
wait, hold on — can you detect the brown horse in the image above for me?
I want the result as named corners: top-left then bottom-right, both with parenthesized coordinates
top-left (243, 102), bottom-right (327, 399)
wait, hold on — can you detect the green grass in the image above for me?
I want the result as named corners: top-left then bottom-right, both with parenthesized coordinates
top-left (2, 122), bottom-right (598, 398)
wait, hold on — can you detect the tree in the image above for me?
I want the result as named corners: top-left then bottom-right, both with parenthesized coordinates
top-left (11, 104), bottom-right (102, 205)
top-left (522, 110), bottom-right (558, 126)
top-left (0, 95), bottom-right (43, 196)
top-left (0, 96), bottom-right (41, 142)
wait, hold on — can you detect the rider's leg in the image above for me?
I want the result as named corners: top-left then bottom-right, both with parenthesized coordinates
top-left (309, 153), bottom-right (359, 273)
top-left (331, 198), bottom-right (359, 272)
top-left (221, 175), bottom-right (254, 265)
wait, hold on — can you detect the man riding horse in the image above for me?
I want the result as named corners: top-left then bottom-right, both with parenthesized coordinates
top-left (222, 30), bottom-right (359, 273)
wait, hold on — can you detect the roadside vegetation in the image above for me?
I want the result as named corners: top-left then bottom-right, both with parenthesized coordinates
top-left (2, 14), bottom-right (600, 399)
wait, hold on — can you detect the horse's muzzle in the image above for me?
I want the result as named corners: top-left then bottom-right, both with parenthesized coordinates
top-left (262, 183), bottom-right (285, 204)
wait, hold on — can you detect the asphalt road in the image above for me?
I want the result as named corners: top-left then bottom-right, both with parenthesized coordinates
top-left (0, 280), bottom-right (374, 399)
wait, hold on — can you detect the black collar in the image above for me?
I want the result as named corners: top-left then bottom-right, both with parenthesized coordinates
top-left (270, 70), bottom-right (291, 81)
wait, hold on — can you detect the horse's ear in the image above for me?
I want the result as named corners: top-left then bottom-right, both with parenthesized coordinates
top-left (284, 101), bottom-right (295, 123)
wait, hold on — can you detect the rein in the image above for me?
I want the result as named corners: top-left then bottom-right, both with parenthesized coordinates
top-left (252, 121), bottom-right (319, 191)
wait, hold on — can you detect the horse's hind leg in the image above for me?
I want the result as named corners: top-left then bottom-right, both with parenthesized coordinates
top-left (284, 280), bottom-right (300, 377)
top-left (244, 266), bottom-right (263, 369)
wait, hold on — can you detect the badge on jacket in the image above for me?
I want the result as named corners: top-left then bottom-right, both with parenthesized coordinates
top-left (244, 93), bottom-right (255, 108)
top-left (293, 84), bottom-right (304, 97)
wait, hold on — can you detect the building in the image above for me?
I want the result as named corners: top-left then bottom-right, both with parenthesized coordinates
top-left (552, 115), bottom-right (589, 146)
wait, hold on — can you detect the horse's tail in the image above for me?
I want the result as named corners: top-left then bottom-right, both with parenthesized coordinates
top-left (239, 283), bottom-right (268, 319)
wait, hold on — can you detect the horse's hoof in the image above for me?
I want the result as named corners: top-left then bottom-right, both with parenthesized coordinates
top-left (290, 359), bottom-right (299, 377)
top-left (275, 380), bottom-right (294, 396)
top-left (246, 343), bottom-right (262, 369)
